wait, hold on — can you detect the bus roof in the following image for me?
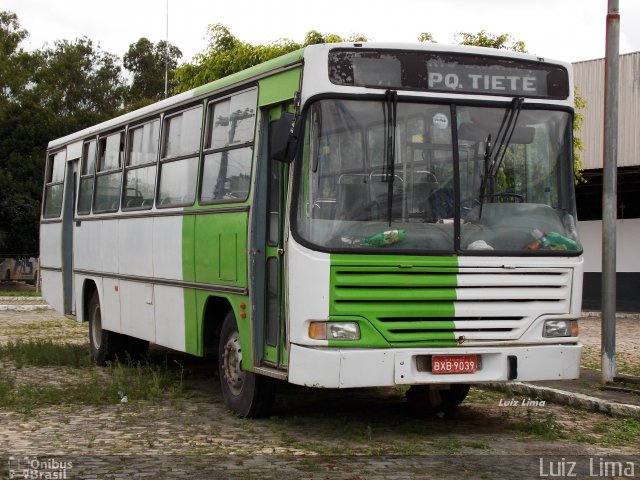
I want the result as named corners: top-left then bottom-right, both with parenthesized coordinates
top-left (47, 48), bottom-right (305, 150)
top-left (47, 42), bottom-right (571, 150)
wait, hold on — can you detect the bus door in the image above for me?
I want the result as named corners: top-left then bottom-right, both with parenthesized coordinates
top-left (250, 105), bottom-right (291, 372)
top-left (62, 152), bottom-right (79, 315)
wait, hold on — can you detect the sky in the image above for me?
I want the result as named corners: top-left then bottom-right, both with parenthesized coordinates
top-left (4, 0), bottom-right (640, 65)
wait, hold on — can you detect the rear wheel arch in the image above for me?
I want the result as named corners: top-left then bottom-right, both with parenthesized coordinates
top-left (201, 295), bottom-right (234, 357)
top-left (82, 279), bottom-right (99, 323)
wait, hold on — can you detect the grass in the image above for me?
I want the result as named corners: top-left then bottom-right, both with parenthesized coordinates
top-left (0, 339), bottom-right (93, 368)
top-left (592, 418), bottom-right (640, 446)
top-left (508, 414), bottom-right (566, 441)
top-left (0, 345), bottom-right (185, 414)
top-left (0, 362), bottom-right (183, 413)
top-left (0, 291), bottom-right (41, 297)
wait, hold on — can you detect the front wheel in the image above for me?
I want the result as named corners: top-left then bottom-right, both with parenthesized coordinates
top-left (218, 310), bottom-right (276, 417)
top-left (406, 384), bottom-right (471, 410)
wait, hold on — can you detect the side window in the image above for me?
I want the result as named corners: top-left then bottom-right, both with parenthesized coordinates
top-left (123, 119), bottom-right (159, 210)
top-left (43, 150), bottom-right (66, 218)
top-left (77, 140), bottom-right (96, 215)
top-left (158, 105), bottom-right (202, 207)
top-left (200, 88), bottom-right (257, 204)
top-left (94, 131), bottom-right (124, 213)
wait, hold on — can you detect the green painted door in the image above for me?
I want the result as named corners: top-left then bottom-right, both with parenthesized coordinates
top-left (250, 105), bottom-right (291, 370)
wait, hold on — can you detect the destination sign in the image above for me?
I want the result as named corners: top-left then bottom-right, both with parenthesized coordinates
top-left (329, 50), bottom-right (569, 99)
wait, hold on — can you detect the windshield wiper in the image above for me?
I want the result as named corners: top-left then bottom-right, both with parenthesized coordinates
top-left (383, 89), bottom-right (398, 226)
top-left (479, 96), bottom-right (524, 217)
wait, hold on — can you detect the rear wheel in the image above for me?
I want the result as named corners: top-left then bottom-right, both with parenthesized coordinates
top-left (88, 291), bottom-right (125, 365)
top-left (218, 310), bottom-right (276, 417)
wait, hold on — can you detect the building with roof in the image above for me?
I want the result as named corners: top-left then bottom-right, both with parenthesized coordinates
top-left (574, 51), bottom-right (640, 311)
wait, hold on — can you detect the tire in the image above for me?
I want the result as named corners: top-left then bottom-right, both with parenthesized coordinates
top-left (440, 384), bottom-right (471, 407)
top-left (218, 310), bottom-right (276, 417)
top-left (88, 291), bottom-right (125, 365)
top-left (406, 384), bottom-right (470, 410)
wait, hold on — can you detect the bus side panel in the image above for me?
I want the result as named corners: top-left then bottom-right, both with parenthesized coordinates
top-left (155, 284), bottom-right (186, 352)
top-left (74, 221), bottom-right (102, 272)
top-left (40, 222), bottom-right (64, 314)
top-left (118, 217), bottom-right (153, 277)
top-left (186, 212), bottom-right (249, 356)
top-left (154, 214), bottom-right (190, 352)
top-left (119, 280), bottom-right (154, 342)
top-left (101, 277), bottom-right (121, 332)
top-left (154, 216), bottom-right (184, 280)
top-left (118, 217), bottom-right (157, 342)
top-left (41, 270), bottom-right (64, 315)
top-left (99, 219), bottom-right (119, 274)
top-left (193, 212), bottom-right (248, 287)
top-left (258, 68), bottom-right (301, 106)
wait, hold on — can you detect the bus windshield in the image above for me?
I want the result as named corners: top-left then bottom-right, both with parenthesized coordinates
top-left (294, 98), bottom-right (581, 254)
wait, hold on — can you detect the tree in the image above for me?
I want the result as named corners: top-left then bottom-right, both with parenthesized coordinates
top-left (175, 24), bottom-right (367, 92)
top-left (29, 37), bottom-right (126, 122)
top-left (0, 11), bottom-right (128, 254)
top-left (573, 87), bottom-right (587, 183)
top-left (454, 30), bottom-right (527, 53)
top-left (0, 11), bottom-right (30, 100)
top-left (123, 37), bottom-right (182, 108)
top-left (418, 32), bottom-right (436, 43)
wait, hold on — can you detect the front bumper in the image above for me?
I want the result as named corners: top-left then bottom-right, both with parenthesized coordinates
top-left (288, 343), bottom-right (582, 388)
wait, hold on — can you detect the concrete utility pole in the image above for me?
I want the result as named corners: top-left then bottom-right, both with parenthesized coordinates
top-left (601, 0), bottom-right (619, 384)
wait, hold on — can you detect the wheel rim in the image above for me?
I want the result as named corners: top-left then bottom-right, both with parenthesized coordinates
top-left (91, 304), bottom-right (102, 350)
top-left (222, 331), bottom-right (244, 396)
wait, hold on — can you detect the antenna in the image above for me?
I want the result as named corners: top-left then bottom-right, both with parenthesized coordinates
top-left (164, 0), bottom-right (169, 98)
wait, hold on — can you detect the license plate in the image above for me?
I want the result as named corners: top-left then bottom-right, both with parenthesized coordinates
top-left (432, 355), bottom-right (478, 374)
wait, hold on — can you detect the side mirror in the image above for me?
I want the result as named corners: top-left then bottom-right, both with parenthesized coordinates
top-left (269, 112), bottom-right (300, 163)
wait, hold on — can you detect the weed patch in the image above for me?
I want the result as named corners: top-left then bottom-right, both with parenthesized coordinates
top-left (0, 339), bottom-right (92, 368)
top-left (593, 418), bottom-right (640, 446)
top-left (0, 359), bottom-right (185, 414)
top-left (509, 414), bottom-right (566, 441)
top-left (0, 291), bottom-right (41, 297)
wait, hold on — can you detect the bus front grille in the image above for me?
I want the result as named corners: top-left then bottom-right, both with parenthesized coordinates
top-left (330, 266), bottom-right (572, 345)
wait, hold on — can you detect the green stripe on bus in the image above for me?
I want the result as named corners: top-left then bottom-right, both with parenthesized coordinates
top-left (192, 50), bottom-right (304, 98)
top-left (329, 254), bottom-right (458, 346)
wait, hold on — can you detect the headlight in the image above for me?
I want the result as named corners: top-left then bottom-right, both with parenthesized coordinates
top-left (309, 321), bottom-right (360, 340)
top-left (543, 319), bottom-right (578, 338)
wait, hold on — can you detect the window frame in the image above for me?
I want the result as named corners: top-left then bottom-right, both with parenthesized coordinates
top-left (93, 129), bottom-right (125, 214)
top-left (42, 149), bottom-right (66, 219)
top-left (77, 138), bottom-right (98, 216)
top-left (122, 117), bottom-right (161, 211)
top-left (156, 104), bottom-right (204, 209)
top-left (199, 87), bottom-right (258, 206)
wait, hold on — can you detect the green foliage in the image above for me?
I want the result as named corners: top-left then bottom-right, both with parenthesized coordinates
top-left (0, 339), bottom-right (93, 368)
top-left (418, 32), bottom-right (436, 43)
top-left (455, 30), bottom-right (527, 53)
top-left (509, 414), bottom-right (567, 441)
top-left (123, 37), bottom-right (182, 106)
top-left (0, 358), bottom-right (184, 414)
top-left (573, 87), bottom-right (587, 183)
top-left (175, 24), bottom-right (368, 92)
top-left (0, 11), bottom-right (127, 254)
top-left (0, 290), bottom-right (41, 296)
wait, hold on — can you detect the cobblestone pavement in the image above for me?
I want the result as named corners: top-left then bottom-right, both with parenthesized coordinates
top-left (0, 310), bottom-right (638, 479)
top-left (578, 316), bottom-right (640, 375)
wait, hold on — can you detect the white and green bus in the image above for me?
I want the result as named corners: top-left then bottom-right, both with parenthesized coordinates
top-left (40, 43), bottom-right (583, 417)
